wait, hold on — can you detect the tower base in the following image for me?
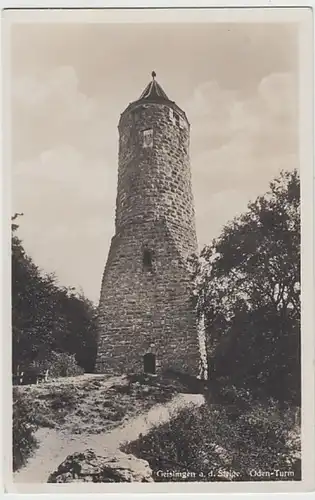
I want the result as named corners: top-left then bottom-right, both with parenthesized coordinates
top-left (96, 218), bottom-right (200, 377)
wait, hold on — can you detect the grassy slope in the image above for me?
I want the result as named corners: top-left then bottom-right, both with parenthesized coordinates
top-left (14, 372), bottom-right (187, 437)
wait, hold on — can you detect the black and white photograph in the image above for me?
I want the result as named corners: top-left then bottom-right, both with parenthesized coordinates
top-left (2, 5), bottom-right (314, 494)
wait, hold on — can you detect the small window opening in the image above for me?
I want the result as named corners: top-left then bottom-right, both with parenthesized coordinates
top-left (143, 129), bottom-right (153, 148)
top-left (143, 248), bottom-right (153, 270)
top-left (179, 117), bottom-right (186, 129)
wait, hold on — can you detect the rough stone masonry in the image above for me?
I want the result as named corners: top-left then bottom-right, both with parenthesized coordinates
top-left (95, 73), bottom-right (201, 376)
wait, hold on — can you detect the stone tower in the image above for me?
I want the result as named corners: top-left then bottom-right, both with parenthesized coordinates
top-left (96, 72), bottom-right (201, 376)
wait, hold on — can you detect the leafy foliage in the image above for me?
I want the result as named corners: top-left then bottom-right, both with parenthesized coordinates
top-left (126, 398), bottom-right (301, 482)
top-left (31, 351), bottom-right (85, 378)
top-left (12, 387), bottom-right (39, 471)
top-left (12, 214), bottom-right (98, 376)
top-left (191, 170), bottom-right (300, 405)
top-left (47, 352), bottom-right (85, 378)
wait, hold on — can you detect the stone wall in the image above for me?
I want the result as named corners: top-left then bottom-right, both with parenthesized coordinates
top-left (116, 102), bottom-right (197, 259)
top-left (96, 100), bottom-right (200, 376)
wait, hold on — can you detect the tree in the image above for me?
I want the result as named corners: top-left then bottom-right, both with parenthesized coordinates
top-left (49, 288), bottom-right (98, 373)
top-left (12, 214), bottom-right (98, 375)
top-left (193, 170), bottom-right (300, 404)
top-left (12, 214), bottom-right (55, 372)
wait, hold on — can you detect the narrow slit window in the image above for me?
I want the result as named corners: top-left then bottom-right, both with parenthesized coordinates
top-left (143, 248), bottom-right (153, 270)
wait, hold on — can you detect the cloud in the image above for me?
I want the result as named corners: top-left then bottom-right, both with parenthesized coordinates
top-left (188, 72), bottom-right (298, 246)
top-left (12, 65), bottom-right (122, 301)
top-left (13, 66), bottom-right (96, 119)
top-left (12, 56), bottom-right (298, 303)
top-left (12, 65), bottom-right (117, 164)
top-left (258, 72), bottom-right (297, 119)
top-left (14, 145), bottom-right (116, 200)
top-left (13, 145), bottom-right (117, 303)
top-left (188, 72), bottom-right (296, 140)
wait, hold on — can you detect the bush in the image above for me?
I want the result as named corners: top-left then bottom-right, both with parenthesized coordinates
top-left (46, 351), bottom-right (84, 378)
top-left (125, 399), bottom-right (301, 482)
top-left (13, 388), bottom-right (39, 471)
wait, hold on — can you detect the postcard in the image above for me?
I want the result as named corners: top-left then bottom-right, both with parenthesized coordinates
top-left (2, 5), bottom-right (314, 495)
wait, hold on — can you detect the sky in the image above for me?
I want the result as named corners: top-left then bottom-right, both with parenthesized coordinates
top-left (10, 21), bottom-right (298, 303)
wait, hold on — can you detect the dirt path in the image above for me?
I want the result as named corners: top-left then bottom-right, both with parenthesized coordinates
top-left (13, 393), bottom-right (204, 484)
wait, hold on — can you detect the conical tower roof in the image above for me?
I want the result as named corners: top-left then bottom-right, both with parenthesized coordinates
top-left (138, 71), bottom-right (170, 102)
top-left (119, 71), bottom-right (190, 127)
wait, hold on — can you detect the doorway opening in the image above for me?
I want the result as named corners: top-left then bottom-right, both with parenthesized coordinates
top-left (143, 353), bottom-right (156, 375)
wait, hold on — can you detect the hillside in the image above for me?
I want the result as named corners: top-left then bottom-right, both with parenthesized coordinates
top-left (13, 372), bottom-right (204, 484)
top-left (15, 373), bottom-right (176, 434)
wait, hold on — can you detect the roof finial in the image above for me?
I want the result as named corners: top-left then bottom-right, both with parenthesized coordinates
top-left (138, 72), bottom-right (169, 101)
